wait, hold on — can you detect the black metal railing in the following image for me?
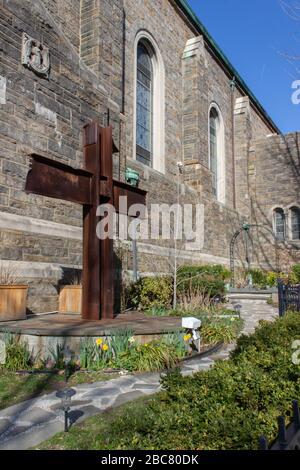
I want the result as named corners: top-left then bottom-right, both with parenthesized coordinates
top-left (278, 281), bottom-right (300, 317)
top-left (260, 401), bottom-right (300, 450)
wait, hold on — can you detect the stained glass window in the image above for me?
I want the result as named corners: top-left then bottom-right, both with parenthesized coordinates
top-left (274, 209), bottom-right (285, 241)
top-left (136, 42), bottom-right (153, 166)
top-left (209, 108), bottom-right (219, 197)
top-left (291, 207), bottom-right (300, 240)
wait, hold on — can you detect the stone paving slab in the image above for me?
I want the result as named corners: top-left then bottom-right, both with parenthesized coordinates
top-left (0, 299), bottom-right (278, 450)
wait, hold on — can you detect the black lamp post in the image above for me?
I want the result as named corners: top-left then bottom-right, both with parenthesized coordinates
top-left (233, 303), bottom-right (242, 318)
top-left (56, 388), bottom-right (76, 433)
top-left (63, 347), bottom-right (72, 383)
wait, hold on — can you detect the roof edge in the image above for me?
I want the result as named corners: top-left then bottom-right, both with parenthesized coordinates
top-left (174, 0), bottom-right (281, 134)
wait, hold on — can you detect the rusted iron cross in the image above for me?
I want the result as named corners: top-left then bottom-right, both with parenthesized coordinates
top-left (25, 122), bottom-right (147, 321)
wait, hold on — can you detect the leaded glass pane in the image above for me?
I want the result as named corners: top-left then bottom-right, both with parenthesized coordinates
top-left (137, 44), bottom-right (152, 73)
top-left (136, 42), bottom-right (153, 166)
top-left (275, 210), bottom-right (285, 241)
top-left (210, 109), bottom-right (218, 197)
top-left (291, 208), bottom-right (300, 240)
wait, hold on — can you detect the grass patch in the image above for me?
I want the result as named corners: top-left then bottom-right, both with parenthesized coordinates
top-left (0, 370), bottom-right (117, 410)
top-left (35, 395), bottom-right (158, 450)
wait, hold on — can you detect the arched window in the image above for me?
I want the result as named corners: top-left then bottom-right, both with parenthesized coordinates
top-left (136, 41), bottom-right (153, 166)
top-left (134, 33), bottom-right (165, 173)
top-left (209, 105), bottom-right (225, 204)
top-left (290, 207), bottom-right (300, 240)
top-left (274, 208), bottom-right (286, 241)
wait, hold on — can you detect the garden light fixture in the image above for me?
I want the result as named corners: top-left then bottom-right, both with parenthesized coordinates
top-left (63, 346), bottom-right (73, 383)
top-left (182, 317), bottom-right (202, 352)
top-left (56, 388), bottom-right (76, 433)
top-left (233, 304), bottom-right (242, 318)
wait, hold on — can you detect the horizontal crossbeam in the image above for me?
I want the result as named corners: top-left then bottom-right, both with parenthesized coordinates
top-left (26, 154), bottom-right (147, 213)
top-left (26, 154), bottom-right (92, 205)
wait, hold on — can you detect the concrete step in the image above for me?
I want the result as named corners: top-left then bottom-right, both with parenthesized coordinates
top-left (228, 292), bottom-right (272, 301)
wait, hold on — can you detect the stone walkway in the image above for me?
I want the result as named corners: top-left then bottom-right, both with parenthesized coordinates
top-left (0, 300), bottom-right (277, 450)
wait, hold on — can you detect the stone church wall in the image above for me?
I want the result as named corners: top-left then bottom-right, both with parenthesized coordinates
top-left (249, 132), bottom-right (300, 271)
top-left (0, 0), bottom-right (119, 312)
top-left (0, 0), bottom-right (296, 313)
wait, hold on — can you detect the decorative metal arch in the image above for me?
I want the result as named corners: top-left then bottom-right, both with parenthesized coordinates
top-left (230, 223), bottom-right (278, 287)
top-left (230, 223), bottom-right (250, 287)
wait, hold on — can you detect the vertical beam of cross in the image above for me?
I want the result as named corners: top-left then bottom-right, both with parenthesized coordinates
top-left (82, 123), bottom-right (114, 320)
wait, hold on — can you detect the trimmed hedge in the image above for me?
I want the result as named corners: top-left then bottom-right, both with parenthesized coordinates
top-left (126, 276), bottom-right (173, 311)
top-left (292, 264), bottom-right (300, 283)
top-left (126, 265), bottom-right (230, 311)
top-left (177, 265), bottom-right (230, 299)
top-left (87, 312), bottom-right (300, 450)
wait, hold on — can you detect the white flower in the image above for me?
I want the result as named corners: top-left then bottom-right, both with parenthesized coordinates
top-left (129, 337), bottom-right (136, 344)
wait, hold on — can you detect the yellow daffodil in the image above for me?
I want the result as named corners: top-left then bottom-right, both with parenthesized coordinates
top-left (102, 344), bottom-right (109, 351)
top-left (96, 338), bottom-right (103, 346)
top-left (184, 334), bottom-right (192, 342)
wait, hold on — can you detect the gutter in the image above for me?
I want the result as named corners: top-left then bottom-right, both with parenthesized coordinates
top-left (173, 0), bottom-right (281, 135)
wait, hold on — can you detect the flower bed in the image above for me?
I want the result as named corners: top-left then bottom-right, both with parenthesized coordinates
top-left (0, 316), bottom-right (241, 374)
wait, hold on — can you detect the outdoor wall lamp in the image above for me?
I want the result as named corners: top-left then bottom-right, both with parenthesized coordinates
top-left (125, 168), bottom-right (140, 187)
top-left (56, 388), bottom-right (76, 433)
top-left (177, 162), bottom-right (184, 175)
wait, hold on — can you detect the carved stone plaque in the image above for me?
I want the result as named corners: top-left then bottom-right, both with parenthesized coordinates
top-left (21, 33), bottom-right (51, 78)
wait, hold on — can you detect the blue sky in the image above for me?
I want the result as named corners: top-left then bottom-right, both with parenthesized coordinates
top-left (187, 0), bottom-right (300, 133)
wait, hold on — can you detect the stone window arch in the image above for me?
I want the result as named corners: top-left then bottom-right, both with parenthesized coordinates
top-left (133, 32), bottom-right (165, 173)
top-left (273, 208), bottom-right (286, 241)
top-left (208, 103), bottom-right (225, 204)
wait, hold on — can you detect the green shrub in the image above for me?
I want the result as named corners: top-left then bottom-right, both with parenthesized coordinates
top-left (47, 343), bottom-right (66, 370)
top-left (247, 269), bottom-right (291, 289)
top-left (127, 276), bottom-right (173, 311)
top-left (80, 337), bottom-right (97, 370)
top-left (113, 341), bottom-right (180, 372)
top-left (87, 312), bottom-right (300, 450)
top-left (166, 308), bottom-right (243, 346)
top-left (162, 331), bottom-right (187, 359)
top-left (177, 265), bottom-right (229, 299)
top-left (201, 317), bottom-right (243, 345)
top-left (1, 333), bottom-right (35, 371)
top-left (266, 271), bottom-right (280, 287)
top-left (247, 268), bottom-right (269, 289)
top-left (109, 328), bottom-right (135, 357)
top-left (291, 264), bottom-right (300, 283)
top-left (144, 307), bottom-right (168, 317)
